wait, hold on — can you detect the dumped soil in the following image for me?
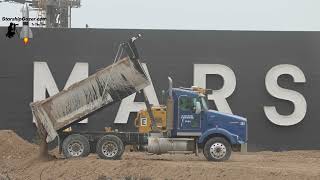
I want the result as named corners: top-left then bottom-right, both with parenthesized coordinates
top-left (0, 130), bottom-right (37, 160)
top-left (0, 130), bottom-right (320, 180)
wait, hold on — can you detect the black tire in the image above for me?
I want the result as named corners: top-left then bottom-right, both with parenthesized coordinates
top-left (62, 134), bottom-right (90, 158)
top-left (203, 137), bottom-right (231, 162)
top-left (96, 135), bottom-right (124, 160)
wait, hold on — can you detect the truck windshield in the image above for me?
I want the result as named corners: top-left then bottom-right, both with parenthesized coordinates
top-left (201, 97), bottom-right (209, 111)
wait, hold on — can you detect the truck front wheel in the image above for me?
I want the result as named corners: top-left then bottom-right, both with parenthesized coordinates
top-left (96, 135), bottom-right (124, 160)
top-left (62, 134), bottom-right (90, 158)
top-left (203, 137), bottom-right (231, 161)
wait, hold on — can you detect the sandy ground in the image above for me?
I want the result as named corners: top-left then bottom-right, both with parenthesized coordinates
top-left (0, 130), bottom-right (320, 180)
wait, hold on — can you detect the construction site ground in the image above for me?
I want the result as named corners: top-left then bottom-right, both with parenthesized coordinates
top-left (0, 130), bottom-right (319, 180)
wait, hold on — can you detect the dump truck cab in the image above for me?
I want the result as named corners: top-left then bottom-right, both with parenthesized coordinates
top-left (171, 87), bottom-right (247, 145)
top-left (137, 80), bottom-right (248, 161)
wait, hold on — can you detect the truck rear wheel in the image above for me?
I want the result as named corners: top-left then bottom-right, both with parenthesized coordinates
top-left (62, 134), bottom-right (90, 158)
top-left (203, 137), bottom-right (231, 162)
top-left (96, 135), bottom-right (124, 160)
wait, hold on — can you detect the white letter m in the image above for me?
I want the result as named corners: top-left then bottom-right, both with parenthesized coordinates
top-left (33, 61), bottom-right (89, 123)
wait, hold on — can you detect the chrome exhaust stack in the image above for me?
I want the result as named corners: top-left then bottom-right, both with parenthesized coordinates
top-left (168, 77), bottom-right (173, 98)
top-left (166, 77), bottom-right (174, 134)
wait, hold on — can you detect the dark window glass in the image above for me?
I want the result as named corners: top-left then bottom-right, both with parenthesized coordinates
top-left (179, 96), bottom-right (199, 111)
top-left (179, 96), bottom-right (193, 111)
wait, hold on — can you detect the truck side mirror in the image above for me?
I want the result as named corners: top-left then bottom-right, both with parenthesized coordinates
top-left (195, 102), bottom-right (201, 114)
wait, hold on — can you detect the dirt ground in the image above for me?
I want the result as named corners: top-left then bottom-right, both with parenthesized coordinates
top-left (0, 130), bottom-right (320, 180)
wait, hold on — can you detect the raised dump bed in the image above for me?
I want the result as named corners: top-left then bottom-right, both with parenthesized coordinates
top-left (31, 57), bottom-right (150, 142)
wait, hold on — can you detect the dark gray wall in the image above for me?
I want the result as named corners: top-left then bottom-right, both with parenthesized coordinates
top-left (1, 27), bottom-right (320, 151)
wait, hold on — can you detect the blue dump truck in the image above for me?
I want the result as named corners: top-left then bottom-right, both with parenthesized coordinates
top-left (31, 35), bottom-right (247, 161)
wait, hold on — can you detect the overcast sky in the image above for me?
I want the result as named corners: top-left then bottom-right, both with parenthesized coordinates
top-left (0, 0), bottom-right (319, 31)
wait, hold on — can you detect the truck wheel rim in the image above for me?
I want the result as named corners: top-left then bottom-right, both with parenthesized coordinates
top-left (210, 142), bottom-right (227, 159)
top-left (68, 141), bottom-right (84, 157)
top-left (102, 141), bottom-right (118, 157)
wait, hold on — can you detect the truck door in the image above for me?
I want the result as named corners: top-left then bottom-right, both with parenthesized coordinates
top-left (178, 95), bottom-right (201, 131)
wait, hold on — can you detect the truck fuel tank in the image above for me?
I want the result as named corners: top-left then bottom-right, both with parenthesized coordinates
top-left (147, 137), bottom-right (195, 154)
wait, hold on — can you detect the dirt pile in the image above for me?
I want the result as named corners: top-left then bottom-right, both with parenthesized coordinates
top-left (0, 130), bottom-right (37, 160)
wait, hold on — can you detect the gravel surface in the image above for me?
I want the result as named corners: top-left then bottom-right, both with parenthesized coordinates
top-left (1, 130), bottom-right (320, 180)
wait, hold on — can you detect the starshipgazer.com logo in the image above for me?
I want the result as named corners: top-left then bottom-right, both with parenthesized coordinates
top-left (2, 3), bottom-right (46, 44)
top-left (2, 16), bottom-right (46, 22)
